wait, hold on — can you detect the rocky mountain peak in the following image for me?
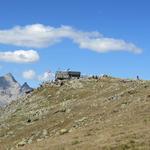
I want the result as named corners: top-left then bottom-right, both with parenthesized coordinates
top-left (3, 73), bottom-right (17, 83)
top-left (0, 73), bottom-right (33, 107)
top-left (22, 82), bottom-right (29, 87)
top-left (21, 82), bottom-right (33, 93)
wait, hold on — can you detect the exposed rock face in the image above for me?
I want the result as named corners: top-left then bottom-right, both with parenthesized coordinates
top-left (0, 73), bottom-right (32, 107)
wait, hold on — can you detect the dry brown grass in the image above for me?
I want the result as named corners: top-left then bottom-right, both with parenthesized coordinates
top-left (0, 77), bottom-right (150, 150)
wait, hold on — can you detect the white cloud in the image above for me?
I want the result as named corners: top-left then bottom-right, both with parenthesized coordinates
top-left (0, 24), bottom-right (142, 53)
top-left (0, 50), bottom-right (39, 63)
top-left (22, 70), bottom-right (36, 80)
top-left (38, 71), bottom-right (55, 82)
top-left (22, 70), bottom-right (54, 81)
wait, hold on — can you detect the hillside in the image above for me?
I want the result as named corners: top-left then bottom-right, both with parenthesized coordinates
top-left (0, 76), bottom-right (150, 150)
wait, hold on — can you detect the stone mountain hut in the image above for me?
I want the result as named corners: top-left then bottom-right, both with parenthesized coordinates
top-left (55, 71), bottom-right (81, 80)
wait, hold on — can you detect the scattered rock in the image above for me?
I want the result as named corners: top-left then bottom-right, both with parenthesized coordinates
top-left (128, 90), bottom-right (137, 95)
top-left (66, 108), bottom-right (71, 113)
top-left (121, 104), bottom-right (126, 109)
top-left (108, 95), bottom-right (119, 101)
top-left (37, 138), bottom-right (43, 142)
top-left (76, 117), bottom-right (88, 123)
top-left (7, 131), bottom-right (14, 136)
top-left (47, 95), bottom-right (52, 99)
top-left (27, 138), bottom-right (33, 144)
top-left (60, 129), bottom-right (69, 135)
top-left (17, 139), bottom-right (27, 147)
top-left (73, 117), bottom-right (88, 128)
top-left (42, 129), bottom-right (48, 136)
top-left (53, 108), bottom-right (66, 114)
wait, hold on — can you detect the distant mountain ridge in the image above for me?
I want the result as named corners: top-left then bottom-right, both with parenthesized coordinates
top-left (0, 73), bottom-right (32, 107)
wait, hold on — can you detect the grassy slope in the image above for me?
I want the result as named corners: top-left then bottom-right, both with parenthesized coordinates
top-left (0, 77), bottom-right (150, 150)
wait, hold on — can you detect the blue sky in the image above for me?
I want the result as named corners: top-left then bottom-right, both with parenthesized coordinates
top-left (0, 0), bottom-right (149, 87)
